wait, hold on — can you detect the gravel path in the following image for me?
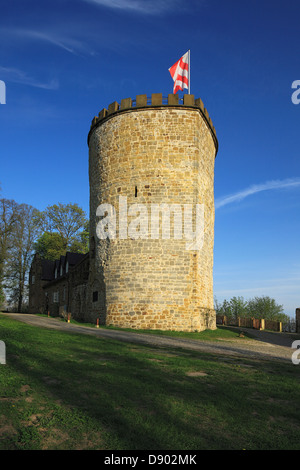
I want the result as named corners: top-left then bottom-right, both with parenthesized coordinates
top-left (2, 313), bottom-right (299, 364)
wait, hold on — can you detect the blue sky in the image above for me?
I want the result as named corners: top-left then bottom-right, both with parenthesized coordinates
top-left (0, 0), bottom-right (299, 317)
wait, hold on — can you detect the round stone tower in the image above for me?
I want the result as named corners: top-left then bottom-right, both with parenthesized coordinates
top-left (87, 93), bottom-right (218, 331)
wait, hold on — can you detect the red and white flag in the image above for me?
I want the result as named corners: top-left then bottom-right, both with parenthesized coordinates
top-left (168, 51), bottom-right (190, 94)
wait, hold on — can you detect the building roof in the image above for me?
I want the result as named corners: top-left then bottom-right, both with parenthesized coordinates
top-left (30, 251), bottom-right (89, 285)
top-left (64, 252), bottom-right (87, 267)
top-left (38, 251), bottom-right (89, 286)
top-left (41, 259), bottom-right (56, 281)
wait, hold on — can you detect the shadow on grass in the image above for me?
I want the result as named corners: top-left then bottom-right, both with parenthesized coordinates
top-left (5, 338), bottom-right (217, 448)
top-left (2, 317), bottom-right (300, 450)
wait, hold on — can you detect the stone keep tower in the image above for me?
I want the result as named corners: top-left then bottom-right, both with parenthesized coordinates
top-left (87, 93), bottom-right (218, 331)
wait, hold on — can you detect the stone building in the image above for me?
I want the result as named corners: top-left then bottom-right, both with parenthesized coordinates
top-left (87, 93), bottom-right (218, 331)
top-left (29, 252), bottom-right (89, 318)
top-left (28, 254), bottom-right (55, 314)
top-left (29, 93), bottom-right (219, 331)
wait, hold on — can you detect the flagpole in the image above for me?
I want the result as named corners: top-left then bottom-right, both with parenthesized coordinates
top-left (188, 49), bottom-right (190, 94)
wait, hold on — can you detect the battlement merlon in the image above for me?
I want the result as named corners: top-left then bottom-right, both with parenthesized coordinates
top-left (87, 93), bottom-right (218, 155)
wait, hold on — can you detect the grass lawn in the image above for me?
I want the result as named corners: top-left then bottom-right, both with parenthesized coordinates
top-left (0, 313), bottom-right (300, 450)
top-left (36, 312), bottom-right (251, 341)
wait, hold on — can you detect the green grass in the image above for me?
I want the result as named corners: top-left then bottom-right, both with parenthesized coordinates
top-left (35, 312), bottom-right (250, 341)
top-left (0, 313), bottom-right (300, 450)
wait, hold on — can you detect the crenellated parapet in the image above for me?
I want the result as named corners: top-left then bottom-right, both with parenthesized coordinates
top-left (88, 93), bottom-right (218, 154)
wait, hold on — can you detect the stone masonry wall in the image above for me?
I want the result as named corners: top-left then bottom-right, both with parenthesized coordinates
top-left (87, 94), bottom-right (218, 331)
top-left (28, 256), bottom-right (48, 314)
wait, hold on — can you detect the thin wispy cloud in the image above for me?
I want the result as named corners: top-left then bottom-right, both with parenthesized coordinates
top-left (83, 0), bottom-right (182, 14)
top-left (19, 30), bottom-right (78, 54)
top-left (215, 178), bottom-right (300, 210)
top-left (0, 27), bottom-right (94, 56)
top-left (0, 67), bottom-right (59, 90)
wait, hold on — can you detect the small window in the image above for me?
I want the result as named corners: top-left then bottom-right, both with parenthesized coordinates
top-left (60, 265), bottom-right (63, 276)
top-left (93, 291), bottom-right (98, 302)
top-left (55, 268), bottom-right (57, 279)
top-left (32, 275), bottom-right (35, 285)
top-left (135, 186), bottom-right (138, 197)
top-left (66, 261), bottom-right (69, 273)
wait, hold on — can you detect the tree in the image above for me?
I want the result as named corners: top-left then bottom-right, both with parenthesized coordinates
top-left (0, 286), bottom-right (5, 311)
top-left (42, 203), bottom-right (88, 250)
top-left (35, 210), bottom-right (89, 259)
top-left (34, 232), bottom-right (67, 261)
top-left (246, 296), bottom-right (288, 322)
top-left (229, 296), bottom-right (248, 321)
top-left (214, 295), bottom-right (288, 323)
top-left (214, 296), bottom-right (222, 315)
top-left (0, 198), bottom-right (19, 283)
top-left (222, 299), bottom-right (233, 320)
top-left (214, 297), bottom-right (233, 320)
top-left (5, 203), bottom-right (42, 312)
top-left (68, 220), bottom-right (89, 254)
top-left (0, 199), bottom-right (19, 309)
top-left (0, 197), bottom-right (88, 312)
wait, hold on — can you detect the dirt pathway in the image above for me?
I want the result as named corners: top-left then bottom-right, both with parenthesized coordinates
top-left (1, 313), bottom-right (298, 364)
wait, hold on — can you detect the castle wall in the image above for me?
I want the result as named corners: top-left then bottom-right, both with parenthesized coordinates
top-left (87, 94), bottom-right (218, 331)
top-left (68, 255), bottom-right (89, 321)
top-left (28, 255), bottom-right (53, 315)
top-left (29, 268), bottom-right (47, 314)
top-left (44, 280), bottom-right (68, 317)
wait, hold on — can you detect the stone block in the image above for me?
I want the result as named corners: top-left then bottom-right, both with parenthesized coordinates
top-left (136, 94), bottom-right (147, 107)
top-left (151, 93), bottom-right (162, 105)
top-left (108, 101), bottom-right (119, 114)
top-left (121, 98), bottom-right (132, 110)
top-left (98, 108), bottom-right (108, 120)
top-left (183, 94), bottom-right (195, 106)
top-left (168, 94), bottom-right (179, 105)
top-left (195, 98), bottom-right (204, 111)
